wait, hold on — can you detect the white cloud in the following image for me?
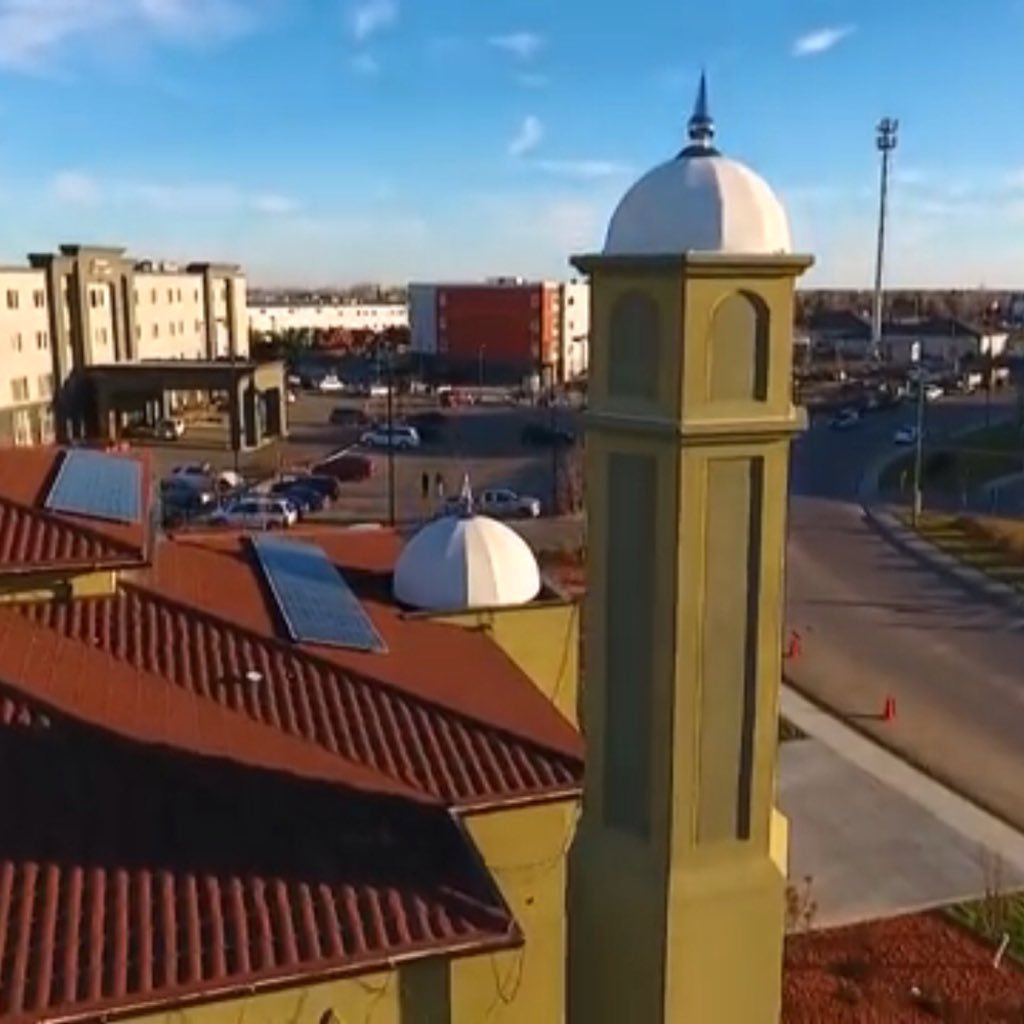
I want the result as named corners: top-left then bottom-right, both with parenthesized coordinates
top-left (0, 0), bottom-right (259, 71)
top-left (489, 31), bottom-right (544, 61)
top-left (348, 0), bottom-right (397, 42)
top-left (791, 24), bottom-right (855, 57)
top-left (531, 159), bottom-right (632, 180)
top-left (349, 52), bottom-right (379, 75)
top-left (51, 170), bottom-right (101, 205)
top-left (507, 115), bottom-right (544, 158)
top-left (251, 193), bottom-right (299, 215)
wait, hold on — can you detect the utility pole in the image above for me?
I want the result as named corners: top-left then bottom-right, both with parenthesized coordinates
top-left (910, 340), bottom-right (925, 527)
top-left (872, 117), bottom-right (899, 363)
top-left (384, 339), bottom-right (396, 527)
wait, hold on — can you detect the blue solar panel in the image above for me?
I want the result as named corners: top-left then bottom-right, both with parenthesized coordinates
top-left (252, 535), bottom-right (387, 653)
top-left (46, 450), bottom-right (142, 524)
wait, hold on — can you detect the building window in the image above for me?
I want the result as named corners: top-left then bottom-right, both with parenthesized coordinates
top-left (6, 290), bottom-right (18, 309)
top-left (167, 288), bottom-right (174, 303)
top-left (13, 409), bottom-right (31, 446)
top-left (11, 332), bottom-right (22, 352)
top-left (152, 324), bottom-right (159, 338)
top-left (169, 322), bottom-right (177, 337)
top-left (195, 319), bottom-right (203, 332)
top-left (151, 288), bottom-right (158, 303)
top-left (179, 320), bottom-right (185, 335)
top-left (135, 325), bottom-right (142, 340)
top-left (36, 331), bottom-right (48, 350)
top-left (194, 289), bottom-right (199, 303)
top-left (176, 288), bottom-right (182, 302)
top-left (33, 289), bottom-right (45, 308)
top-left (10, 377), bottom-right (30, 403)
top-left (97, 327), bottom-right (108, 345)
top-left (38, 374), bottom-right (53, 398)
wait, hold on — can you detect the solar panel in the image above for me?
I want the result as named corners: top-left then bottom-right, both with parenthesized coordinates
top-left (46, 450), bottom-right (143, 524)
top-left (252, 534), bottom-right (387, 653)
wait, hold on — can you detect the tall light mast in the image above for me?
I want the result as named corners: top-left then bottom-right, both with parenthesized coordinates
top-left (871, 117), bottom-right (899, 360)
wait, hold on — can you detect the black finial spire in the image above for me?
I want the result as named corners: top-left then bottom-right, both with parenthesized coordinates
top-left (679, 69), bottom-right (719, 158)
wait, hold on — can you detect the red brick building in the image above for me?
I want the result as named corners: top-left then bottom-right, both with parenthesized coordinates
top-left (409, 279), bottom-right (561, 382)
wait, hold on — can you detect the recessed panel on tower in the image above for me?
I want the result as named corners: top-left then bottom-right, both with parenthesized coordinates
top-left (45, 450), bottom-right (143, 524)
top-left (252, 534), bottom-right (387, 653)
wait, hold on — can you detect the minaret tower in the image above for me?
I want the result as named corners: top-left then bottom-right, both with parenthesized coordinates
top-left (567, 76), bottom-right (813, 1022)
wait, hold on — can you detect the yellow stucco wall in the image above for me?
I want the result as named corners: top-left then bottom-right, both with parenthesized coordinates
top-left (124, 969), bottom-right (405, 1024)
top-left (0, 567), bottom-right (117, 603)
top-left (436, 601), bottom-right (580, 728)
top-left (452, 799), bottom-right (578, 1023)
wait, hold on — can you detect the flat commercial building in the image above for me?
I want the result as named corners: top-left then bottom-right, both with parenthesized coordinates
top-left (0, 243), bottom-right (250, 445)
top-left (408, 277), bottom-right (590, 384)
top-left (248, 301), bottom-right (408, 335)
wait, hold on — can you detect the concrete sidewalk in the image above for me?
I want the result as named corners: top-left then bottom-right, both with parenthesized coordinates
top-left (781, 685), bottom-right (1024, 877)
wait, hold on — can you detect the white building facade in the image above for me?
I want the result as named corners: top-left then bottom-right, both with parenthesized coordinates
top-left (0, 244), bottom-right (248, 446)
top-left (559, 279), bottom-right (590, 381)
top-left (248, 302), bottom-right (408, 336)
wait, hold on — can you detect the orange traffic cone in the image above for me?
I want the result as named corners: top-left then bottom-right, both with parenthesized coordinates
top-left (881, 695), bottom-right (896, 723)
top-left (785, 630), bottom-right (802, 661)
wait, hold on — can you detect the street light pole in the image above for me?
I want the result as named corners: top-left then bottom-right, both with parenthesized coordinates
top-left (385, 341), bottom-right (396, 527)
top-left (911, 348), bottom-right (925, 527)
top-left (871, 117), bottom-right (899, 362)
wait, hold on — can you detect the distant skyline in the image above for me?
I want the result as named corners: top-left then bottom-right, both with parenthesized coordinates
top-left (0, 0), bottom-right (1023, 287)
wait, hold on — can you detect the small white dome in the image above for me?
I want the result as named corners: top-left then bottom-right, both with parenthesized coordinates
top-left (393, 514), bottom-right (542, 611)
top-left (603, 73), bottom-right (791, 258)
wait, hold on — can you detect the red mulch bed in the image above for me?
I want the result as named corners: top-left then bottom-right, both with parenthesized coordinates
top-left (784, 911), bottom-right (1024, 1022)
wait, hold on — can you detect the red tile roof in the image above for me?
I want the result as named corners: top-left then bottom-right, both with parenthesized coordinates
top-left (0, 684), bottom-right (518, 1024)
top-left (9, 527), bottom-right (582, 808)
top-left (0, 448), bottom-right (150, 574)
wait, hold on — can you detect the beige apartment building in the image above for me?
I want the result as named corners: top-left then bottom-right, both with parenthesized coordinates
top-left (0, 243), bottom-right (248, 446)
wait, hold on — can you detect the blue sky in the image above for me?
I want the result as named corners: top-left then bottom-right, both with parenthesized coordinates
top-left (1, 0), bottom-right (1023, 288)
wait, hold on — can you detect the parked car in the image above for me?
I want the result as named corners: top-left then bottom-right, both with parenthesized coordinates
top-left (318, 374), bottom-right (344, 393)
top-left (313, 452), bottom-right (373, 482)
top-left (449, 487), bottom-right (542, 519)
top-left (210, 496), bottom-right (298, 530)
top-left (828, 409), bottom-right (860, 431)
top-left (329, 407), bottom-right (371, 427)
top-left (893, 425), bottom-right (919, 446)
top-left (359, 425), bottom-right (421, 450)
top-left (271, 474), bottom-right (339, 503)
top-left (271, 483), bottom-right (324, 516)
top-left (405, 411), bottom-right (447, 443)
top-left (521, 424), bottom-right (575, 448)
top-left (161, 477), bottom-right (215, 509)
top-left (368, 383), bottom-right (390, 398)
top-left (171, 464), bottom-right (244, 494)
top-left (156, 417), bottom-right (186, 439)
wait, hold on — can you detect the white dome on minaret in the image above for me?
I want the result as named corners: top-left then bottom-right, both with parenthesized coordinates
top-left (604, 73), bottom-right (791, 257)
top-left (392, 479), bottom-right (542, 612)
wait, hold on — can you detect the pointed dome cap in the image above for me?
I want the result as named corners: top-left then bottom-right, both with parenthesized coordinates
top-left (604, 73), bottom-right (791, 257)
top-left (392, 479), bottom-right (542, 611)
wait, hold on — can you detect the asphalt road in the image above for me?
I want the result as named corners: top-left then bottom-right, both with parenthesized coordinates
top-left (787, 390), bottom-right (1024, 827)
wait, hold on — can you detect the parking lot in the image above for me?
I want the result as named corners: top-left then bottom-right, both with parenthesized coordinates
top-left (144, 389), bottom-right (580, 526)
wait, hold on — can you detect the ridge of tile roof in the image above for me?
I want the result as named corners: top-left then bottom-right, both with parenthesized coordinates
top-left (0, 609), bottom-right (433, 805)
top-left (0, 684), bottom-right (519, 1024)
top-left (0, 447), bottom-right (150, 573)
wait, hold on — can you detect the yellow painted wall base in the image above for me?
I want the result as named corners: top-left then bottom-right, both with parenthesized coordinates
top-left (569, 840), bottom-right (786, 1023)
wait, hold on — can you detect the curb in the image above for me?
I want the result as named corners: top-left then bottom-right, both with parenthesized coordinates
top-left (860, 505), bottom-right (1024, 614)
top-left (782, 674), bottom-right (1024, 849)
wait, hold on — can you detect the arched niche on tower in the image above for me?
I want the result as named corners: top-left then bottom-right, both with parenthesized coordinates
top-left (607, 291), bottom-right (660, 402)
top-left (707, 290), bottom-right (770, 403)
